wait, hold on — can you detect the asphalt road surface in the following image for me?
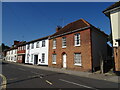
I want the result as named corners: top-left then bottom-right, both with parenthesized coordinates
top-left (2, 62), bottom-right (119, 89)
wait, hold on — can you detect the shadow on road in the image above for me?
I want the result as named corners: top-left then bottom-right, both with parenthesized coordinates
top-left (1, 62), bottom-right (9, 65)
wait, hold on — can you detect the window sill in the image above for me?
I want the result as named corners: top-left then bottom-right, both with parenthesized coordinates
top-left (74, 45), bottom-right (80, 47)
top-left (52, 62), bottom-right (56, 64)
top-left (74, 64), bottom-right (82, 66)
top-left (52, 47), bottom-right (56, 49)
top-left (62, 46), bottom-right (66, 48)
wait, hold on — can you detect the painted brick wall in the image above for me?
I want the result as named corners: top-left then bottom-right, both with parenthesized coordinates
top-left (48, 29), bottom-right (92, 71)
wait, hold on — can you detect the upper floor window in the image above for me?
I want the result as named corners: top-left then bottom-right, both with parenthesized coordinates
top-left (24, 46), bottom-right (26, 50)
top-left (27, 44), bottom-right (30, 50)
top-left (62, 37), bottom-right (66, 48)
top-left (74, 33), bottom-right (80, 46)
top-left (74, 53), bottom-right (82, 66)
top-left (11, 50), bottom-right (13, 54)
top-left (31, 43), bottom-right (34, 49)
top-left (36, 41), bottom-right (39, 48)
top-left (42, 40), bottom-right (45, 47)
top-left (53, 39), bottom-right (56, 49)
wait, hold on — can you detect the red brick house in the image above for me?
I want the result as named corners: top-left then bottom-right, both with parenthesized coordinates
top-left (48, 19), bottom-right (108, 72)
top-left (17, 41), bottom-right (26, 63)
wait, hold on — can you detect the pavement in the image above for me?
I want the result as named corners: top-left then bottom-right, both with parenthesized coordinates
top-left (3, 61), bottom-right (119, 83)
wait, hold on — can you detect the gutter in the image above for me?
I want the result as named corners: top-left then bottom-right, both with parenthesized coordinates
top-left (103, 6), bottom-right (120, 15)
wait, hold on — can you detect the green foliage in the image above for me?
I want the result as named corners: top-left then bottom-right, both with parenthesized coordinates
top-left (0, 43), bottom-right (10, 52)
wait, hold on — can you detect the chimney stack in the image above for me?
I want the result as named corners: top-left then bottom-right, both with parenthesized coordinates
top-left (14, 40), bottom-right (20, 45)
top-left (56, 26), bottom-right (62, 32)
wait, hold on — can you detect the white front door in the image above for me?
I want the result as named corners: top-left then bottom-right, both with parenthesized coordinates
top-left (63, 54), bottom-right (67, 68)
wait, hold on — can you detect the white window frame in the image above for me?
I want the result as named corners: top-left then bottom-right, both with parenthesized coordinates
top-left (62, 37), bottom-right (66, 48)
top-left (31, 54), bottom-right (33, 62)
top-left (74, 33), bottom-right (80, 46)
top-left (52, 54), bottom-right (56, 64)
top-left (41, 53), bottom-right (45, 63)
top-left (42, 40), bottom-right (45, 47)
top-left (53, 39), bottom-right (56, 49)
top-left (36, 41), bottom-right (39, 48)
top-left (27, 44), bottom-right (30, 50)
top-left (74, 53), bottom-right (82, 66)
top-left (31, 43), bottom-right (34, 49)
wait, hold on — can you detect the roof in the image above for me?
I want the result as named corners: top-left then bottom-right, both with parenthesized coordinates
top-left (103, 1), bottom-right (120, 13)
top-left (17, 41), bottom-right (26, 47)
top-left (50, 18), bottom-right (108, 38)
top-left (26, 35), bottom-right (50, 44)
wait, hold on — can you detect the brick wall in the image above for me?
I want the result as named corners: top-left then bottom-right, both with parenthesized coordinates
top-left (114, 47), bottom-right (120, 71)
top-left (48, 29), bottom-right (93, 71)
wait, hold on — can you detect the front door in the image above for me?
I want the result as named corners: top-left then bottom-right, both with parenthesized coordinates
top-left (63, 54), bottom-right (67, 68)
top-left (34, 55), bottom-right (38, 65)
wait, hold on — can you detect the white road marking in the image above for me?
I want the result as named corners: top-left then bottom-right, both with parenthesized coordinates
top-left (31, 72), bottom-right (39, 75)
top-left (0, 74), bottom-right (7, 89)
top-left (59, 79), bottom-right (98, 90)
top-left (8, 78), bottom-right (17, 81)
top-left (46, 80), bottom-right (53, 85)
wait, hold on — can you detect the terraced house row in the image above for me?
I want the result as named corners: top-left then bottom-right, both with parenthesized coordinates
top-left (4, 18), bottom-right (110, 72)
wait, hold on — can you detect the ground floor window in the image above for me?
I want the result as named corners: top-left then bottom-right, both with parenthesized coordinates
top-left (52, 54), bottom-right (56, 64)
top-left (41, 53), bottom-right (45, 63)
top-left (74, 53), bottom-right (82, 66)
top-left (31, 54), bottom-right (33, 62)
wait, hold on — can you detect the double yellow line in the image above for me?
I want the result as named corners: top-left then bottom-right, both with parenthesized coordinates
top-left (0, 74), bottom-right (7, 90)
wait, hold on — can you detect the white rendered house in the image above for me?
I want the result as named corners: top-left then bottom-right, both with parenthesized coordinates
top-left (6, 48), bottom-right (17, 62)
top-left (25, 36), bottom-right (49, 65)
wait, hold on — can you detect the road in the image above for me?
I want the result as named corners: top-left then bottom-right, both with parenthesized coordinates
top-left (1, 62), bottom-right (119, 89)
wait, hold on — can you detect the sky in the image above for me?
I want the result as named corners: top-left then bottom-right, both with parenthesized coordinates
top-left (2, 2), bottom-right (115, 46)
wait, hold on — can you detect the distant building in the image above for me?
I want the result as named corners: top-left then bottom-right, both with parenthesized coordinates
top-left (17, 41), bottom-right (26, 63)
top-left (25, 36), bottom-right (49, 65)
top-left (103, 1), bottom-right (120, 71)
top-left (5, 41), bottom-right (25, 62)
top-left (48, 19), bottom-right (108, 72)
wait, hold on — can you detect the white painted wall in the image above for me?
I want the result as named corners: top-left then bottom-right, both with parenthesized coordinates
top-left (6, 49), bottom-right (17, 62)
top-left (110, 9), bottom-right (120, 47)
top-left (25, 39), bottom-right (49, 65)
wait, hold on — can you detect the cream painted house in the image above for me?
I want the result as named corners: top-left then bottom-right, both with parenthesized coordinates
top-left (103, 1), bottom-right (120, 71)
top-left (5, 48), bottom-right (17, 62)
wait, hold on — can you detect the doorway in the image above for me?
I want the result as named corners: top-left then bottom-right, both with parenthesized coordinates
top-left (22, 54), bottom-right (25, 63)
top-left (34, 55), bottom-right (38, 65)
top-left (63, 54), bottom-right (67, 68)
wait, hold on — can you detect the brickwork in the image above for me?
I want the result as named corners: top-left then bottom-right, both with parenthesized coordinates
top-left (48, 29), bottom-right (93, 71)
top-left (114, 47), bottom-right (120, 71)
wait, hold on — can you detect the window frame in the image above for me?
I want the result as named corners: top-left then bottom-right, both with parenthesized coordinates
top-left (52, 54), bottom-right (56, 64)
top-left (41, 53), bottom-right (45, 63)
top-left (31, 43), bottom-right (34, 49)
top-left (74, 33), bottom-right (80, 46)
top-left (62, 37), bottom-right (66, 48)
top-left (36, 41), bottom-right (40, 48)
top-left (27, 44), bottom-right (30, 50)
top-left (53, 39), bottom-right (56, 49)
top-left (42, 40), bottom-right (45, 47)
top-left (74, 53), bottom-right (82, 66)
